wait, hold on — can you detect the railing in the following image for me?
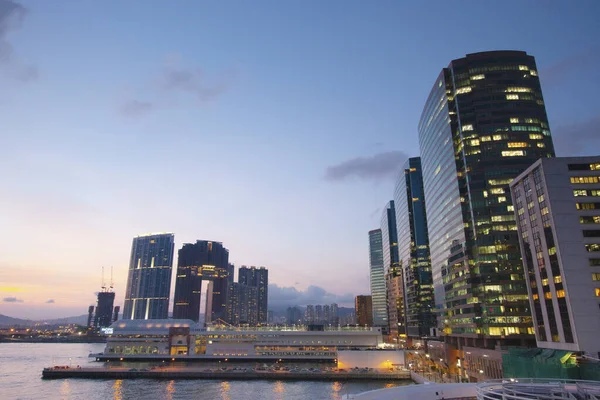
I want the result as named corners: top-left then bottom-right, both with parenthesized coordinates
top-left (476, 379), bottom-right (600, 400)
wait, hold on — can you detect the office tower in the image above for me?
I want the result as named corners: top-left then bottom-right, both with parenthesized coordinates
top-left (306, 305), bottom-right (315, 323)
top-left (395, 157), bottom-right (436, 338)
top-left (94, 291), bottom-right (115, 329)
top-left (173, 240), bottom-right (230, 322)
top-left (238, 284), bottom-right (258, 325)
top-left (355, 295), bottom-right (373, 326)
top-left (112, 306), bottom-right (120, 323)
top-left (238, 266), bottom-right (269, 324)
top-left (323, 304), bottom-right (330, 324)
top-left (123, 233), bottom-right (175, 320)
top-left (315, 305), bottom-right (323, 322)
top-left (418, 51), bottom-right (555, 355)
top-left (226, 282), bottom-right (240, 324)
top-left (510, 156), bottom-right (600, 356)
top-left (368, 229), bottom-right (388, 331)
top-left (286, 306), bottom-right (302, 325)
top-left (87, 305), bottom-right (95, 328)
top-left (381, 201), bottom-right (404, 336)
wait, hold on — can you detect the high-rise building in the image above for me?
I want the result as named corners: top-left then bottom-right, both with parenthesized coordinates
top-left (87, 305), bottom-right (95, 328)
top-left (381, 201), bottom-right (404, 336)
top-left (510, 156), bottom-right (600, 356)
top-left (330, 303), bottom-right (339, 325)
top-left (286, 306), bottom-right (303, 325)
top-left (123, 233), bottom-right (175, 320)
top-left (419, 51), bottom-right (555, 355)
top-left (238, 266), bottom-right (269, 324)
top-left (94, 291), bottom-right (115, 329)
top-left (173, 240), bottom-right (230, 322)
top-left (395, 157), bottom-right (436, 338)
top-left (355, 295), bottom-right (373, 326)
top-left (368, 229), bottom-right (388, 330)
top-left (112, 306), bottom-right (120, 323)
top-left (306, 305), bottom-right (315, 323)
top-left (315, 305), bottom-right (323, 322)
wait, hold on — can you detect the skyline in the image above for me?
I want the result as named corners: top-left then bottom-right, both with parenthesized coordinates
top-left (1, 0), bottom-right (600, 319)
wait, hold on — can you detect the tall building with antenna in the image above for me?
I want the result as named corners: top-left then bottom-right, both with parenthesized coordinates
top-left (94, 267), bottom-right (116, 329)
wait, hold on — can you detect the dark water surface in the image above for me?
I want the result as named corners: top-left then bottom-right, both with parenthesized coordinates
top-left (0, 343), bottom-right (410, 399)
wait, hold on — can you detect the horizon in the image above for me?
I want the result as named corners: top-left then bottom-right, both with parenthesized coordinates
top-left (1, 0), bottom-right (600, 319)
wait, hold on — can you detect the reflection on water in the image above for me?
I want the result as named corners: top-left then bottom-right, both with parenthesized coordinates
top-left (384, 383), bottom-right (395, 389)
top-left (166, 380), bottom-right (175, 400)
top-left (113, 379), bottom-right (123, 400)
top-left (60, 380), bottom-right (71, 398)
top-left (332, 382), bottom-right (342, 392)
top-left (273, 381), bottom-right (284, 394)
top-left (220, 381), bottom-right (231, 400)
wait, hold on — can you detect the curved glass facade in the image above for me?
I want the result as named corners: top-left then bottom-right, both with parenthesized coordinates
top-left (368, 229), bottom-right (388, 329)
top-left (418, 51), bottom-right (555, 345)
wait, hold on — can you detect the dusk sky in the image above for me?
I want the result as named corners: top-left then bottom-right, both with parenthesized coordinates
top-left (1, 0), bottom-right (599, 319)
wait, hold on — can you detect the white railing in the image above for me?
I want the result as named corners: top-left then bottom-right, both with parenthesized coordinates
top-left (477, 379), bottom-right (600, 400)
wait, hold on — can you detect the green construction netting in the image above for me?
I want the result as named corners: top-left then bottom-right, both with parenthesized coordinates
top-left (502, 348), bottom-right (579, 379)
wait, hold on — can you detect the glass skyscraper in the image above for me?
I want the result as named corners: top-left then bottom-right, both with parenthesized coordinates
top-left (394, 157), bottom-right (436, 338)
top-left (123, 233), bottom-right (175, 320)
top-left (368, 229), bottom-right (388, 330)
top-left (381, 201), bottom-right (405, 336)
top-left (418, 51), bottom-right (555, 348)
top-left (173, 240), bottom-right (230, 322)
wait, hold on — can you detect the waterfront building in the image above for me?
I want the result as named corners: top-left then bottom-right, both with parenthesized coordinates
top-left (355, 295), bottom-right (373, 326)
top-left (173, 240), bottom-right (230, 323)
top-left (123, 233), bottom-right (175, 320)
top-left (238, 266), bottom-right (269, 324)
top-left (381, 201), bottom-right (404, 337)
top-left (510, 156), bottom-right (600, 357)
top-left (394, 157), bottom-right (436, 339)
top-left (87, 305), bottom-right (94, 328)
top-left (95, 291), bottom-right (115, 329)
top-left (368, 229), bottom-right (388, 332)
top-left (418, 50), bottom-right (555, 380)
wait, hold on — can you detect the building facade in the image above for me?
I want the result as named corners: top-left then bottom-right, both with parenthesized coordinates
top-left (394, 157), bottom-right (436, 338)
top-left (355, 295), bottom-right (373, 326)
top-left (418, 51), bottom-right (555, 354)
top-left (238, 266), bottom-right (269, 324)
top-left (95, 291), bottom-right (116, 329)
top-left (510, 156), bottom-right (600, 356)
top-left (123, 233), bottom-right (175, 320)
top-left (173, 240), bottom-right (230, 323)
top-left (368, 229), bottom-right (388, 330)
top-left (381, 201), bottom-right (404, 337)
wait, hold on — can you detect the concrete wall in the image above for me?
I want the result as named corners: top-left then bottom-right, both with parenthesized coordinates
top-left (337, 350), bottom-right (404, 370)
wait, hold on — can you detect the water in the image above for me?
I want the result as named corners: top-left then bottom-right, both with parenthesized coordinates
top-left (0, 343), bottom-right (411, 400)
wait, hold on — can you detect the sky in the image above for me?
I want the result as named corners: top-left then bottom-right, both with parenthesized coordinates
top-left (1, 0), bottom-right (599, 319)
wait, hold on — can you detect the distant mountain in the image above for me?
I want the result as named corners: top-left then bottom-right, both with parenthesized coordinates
top-left (0, 314), bottom-right (89, 328)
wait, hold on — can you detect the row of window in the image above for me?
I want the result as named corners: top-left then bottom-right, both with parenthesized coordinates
top-left (568, 163), bottom-right (600, 171)
top-left (581, 216), bottom-right (600, 224)
top-left (571, 176), bottom-right (600, 184)
top-left (576, 203), bottom-right (600, 210)
top-left (574, 189), bottom-right (600, 197)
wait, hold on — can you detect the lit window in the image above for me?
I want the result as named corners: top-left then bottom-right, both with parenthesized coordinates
top-left (506, 87), bottom-right (532, 93)
top-left (481, 136), bottom-right (491, 142)
top-left (506, 94), bottom-right (519, 100)
top-left (591, 164), bottom-right (600, 171)
top-left (576, 203), bottom-right (599, 210)
top-left (530, 70), bottom-right (538, 76)
top-left (519, 65), bottom-right (529, 71)
top-left (456, 87), bottom-right (472, 95)
top-left (493, 135), bottom-right (503, 141)
top-left (532, 294), bottom-right (539, 300)
top-left (596, 288), bottom-right (600, 297)
top-left (490, 188), bottom-right (505, 194)
top-left (498, 196), bottom-right (507, 203)
top-left (463, 124), bottom-right (474, 131)
top-left (542, 278), bottom-right (549, 286)
top-left (471, 74), bottom-right (485, 80)
top-left (580, 216), bottom-right (600, 224)
top-left (592, 273), bottom-right (600, 281)
top-left (470, 139), bottom-right (480, 146)
top-left (529, 134), bottom-right (543, 140)
top-left (508, 142), bottom-right (528, 148)
top-left (545, 292), bottom-right (552, 299)
top-left (587, 244), bottom-right (600, 252)
top-left (571, 176), bottom-right (600, 184)
top-left (537, 143), bottom-right (545, 148)
top-left (502, 150), bottom-right (525, 157)
top-left (554, 276), bottom-right (562, 284)
top-left (510, 118), bottom-right (520, 123)
top-left (556, 290), bottom-right (565, 298)
top-left (574, 190), bottom-right (587, 197)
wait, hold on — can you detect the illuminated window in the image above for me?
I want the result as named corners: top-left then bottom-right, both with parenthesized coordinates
top-left (506, 94), bottom-right (519, 100)
top-left (587, 244), bottom-right (600, 252)
top-left (519, 65), bottom-right (529, 71)
top-left (529, 134), bottom-right (543, 140)
top-left (510, 118), bottom-right (520, 123)
top-left (544, 292), bottom-right (552, 299)
top-left (507, 205), bottom-right (514, 212)
top-left (593, 273), bottom-right (600, 281)
top-left (537, 143), bottom-right (545, 148)
top-left (574, 190), bottom-right (587, 197)
top-left (554, 276), bottom-right (562, 284)
top-left (530, 70), bottom-right (538, 76)
top-left (542, 278), bottom-right (549, 286)
top-left (502, 150), bottom-right (524, 157)
top-left (481, 136), bottom-right (491, 142)
top-left (580, 216), bottom-right (600, 224)
top-left (493, 134), bottom-right (503, 141)
top-left (576, 203), bottom-right (599, 210)
top-left (471, 74), bottom-right (485, 80)
top-left (469, 139), bottom-right (480, 146)
top-left (490, 188), bottom-right (505, 194)
top-left (456, 87), bottom-right (472, 95)
top-left (532, 294), bottom-right (539, 300)
top-left (506, 87), bottom-right (532, 93)
top-left (508, 142), bottom-right (528, 148)
top-left (556, 290), bottom-right (565, 298)
top-left (591, 164), bottom-right (600, 171)
top-left (571, 176), bottom-right (600, 184)
top-left (463, 124), bottom-right (474, 131)
top-left (498, 196), bottom-right (507, 203)
top-left (596, 288), bottom-right (600, 297)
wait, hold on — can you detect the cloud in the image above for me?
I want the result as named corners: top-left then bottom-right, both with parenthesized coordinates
top-left (541, 46), bottom-right (600, 87)
top-left (45, 299), bottom-right (55, 304)
top-left (119, 99), bottom-right (154, 118)
top-left (268, 284), bottom-right (354, 310)
top-left (163, 65), bottom-right (228, 101)
top-left (552, 115), bottom-right (600, 156)
top-left (324, 150), bottom-right (408, 182)
top-left (2, 296), bottom-right (24, 303)
top-left (0, 0), bottom-right (36, 80)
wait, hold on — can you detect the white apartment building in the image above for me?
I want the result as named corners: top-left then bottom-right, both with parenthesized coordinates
top-left (510, 156), bottom-right (600, 357)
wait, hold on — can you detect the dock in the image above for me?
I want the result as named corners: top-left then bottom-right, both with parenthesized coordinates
top-left (42, 366), bottom-right (411, 381)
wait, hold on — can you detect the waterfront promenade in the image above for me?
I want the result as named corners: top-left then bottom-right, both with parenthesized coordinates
top-left (42, 365), bottom-right (411, 381)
